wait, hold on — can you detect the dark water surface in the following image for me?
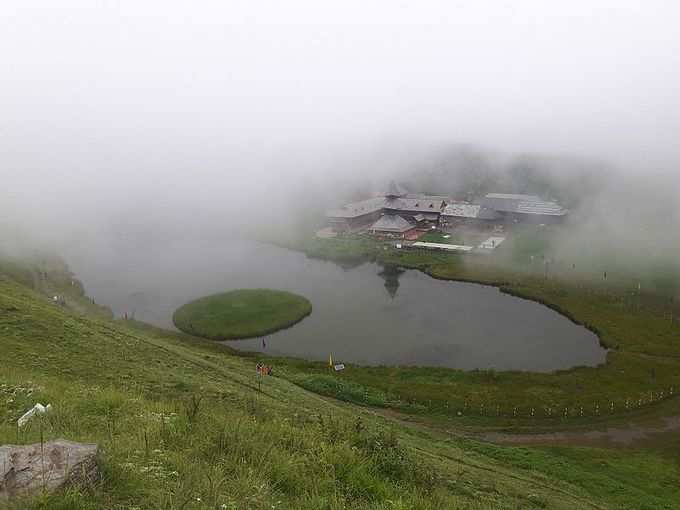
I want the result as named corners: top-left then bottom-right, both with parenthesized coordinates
top-left (69, 239), bottom-right (606, 372)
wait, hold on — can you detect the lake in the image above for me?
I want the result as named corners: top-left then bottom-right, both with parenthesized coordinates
top-left (69, 238), bottom-right (606, 372)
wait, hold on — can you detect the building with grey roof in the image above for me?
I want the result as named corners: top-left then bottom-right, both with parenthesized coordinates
top-left (368, 214), bottom-right (415, 238)
top-left (325, 182), bottom-right (447, 232)
top-left (326, 183), bottom-right (567, 233)
top-left (384, 197), bottom-right (445, 221)
top-left (440, 203), bottom-right (500, 227)
top-left (481, 193), bottom-right (567, 223)
top-left (325, 196), bottom-right (386, 231)
top-left (443, 203), bottom-right (482, 219)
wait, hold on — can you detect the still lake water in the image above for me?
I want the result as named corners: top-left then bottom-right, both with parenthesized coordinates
top-left (69, 239), bottom-right (606, 372)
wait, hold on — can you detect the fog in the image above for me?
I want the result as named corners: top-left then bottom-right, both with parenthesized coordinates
top-left (1, 1), bottom-right (679, 275)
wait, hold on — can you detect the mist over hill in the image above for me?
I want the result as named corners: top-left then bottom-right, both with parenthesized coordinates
top-left (0, 0), bottom-right (678, 289)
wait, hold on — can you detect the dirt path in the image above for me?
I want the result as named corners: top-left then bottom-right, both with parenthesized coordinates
top-left (360, 403), bottom-right (680, 448)
top-left (480, 415), bottom-right (680, 447)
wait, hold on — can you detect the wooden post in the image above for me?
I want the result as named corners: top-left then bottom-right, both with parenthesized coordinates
top-left (671, 298), bottom-right (674, 324)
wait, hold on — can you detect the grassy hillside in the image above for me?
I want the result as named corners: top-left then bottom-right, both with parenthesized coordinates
top-left (2, 263), bottom-right (680, 508)
top-left (0, 253), bottom-right (112, 320)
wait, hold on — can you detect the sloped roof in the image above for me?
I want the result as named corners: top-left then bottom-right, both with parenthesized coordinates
top-left (482, 193), bottom-right (567, 216)
top-left (405, 193), bottom-right (450, 202)
top-left (370, 214), bottom-right (414, 233)
top-left (326, 197), bottom-right (386, 219)
top-left (485, 193), bottom-right (542, 201)
top-left (326, 189), bottom-right (447, 220)
top-left (385, 181), bottom-right (408, 198)
top-left (515, 201), bottom-right (566, 215)
top-left (442, 203), bottom-right (500, 220)
top-left (442, 203), bottom-right (480, 218)
top-left (383, 197), bottom-right (406, 210)
top-left (385, 197), bottom-right (445, 213)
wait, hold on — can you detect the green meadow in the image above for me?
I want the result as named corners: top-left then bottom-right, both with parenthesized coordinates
top-left (173, 289), bottom-right (312, 340)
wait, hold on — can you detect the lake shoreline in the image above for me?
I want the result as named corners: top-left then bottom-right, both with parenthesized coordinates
top-left (258, 236), bottom-right (679, 428)
top-left (63, 236), bottom-right (679, 428)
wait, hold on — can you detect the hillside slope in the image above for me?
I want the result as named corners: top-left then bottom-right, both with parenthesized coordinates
top-left (1, 269), bottom-right (678, 509)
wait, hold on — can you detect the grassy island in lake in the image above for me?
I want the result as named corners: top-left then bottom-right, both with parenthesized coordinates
top-left (173, 289), bottom-right (312, 340)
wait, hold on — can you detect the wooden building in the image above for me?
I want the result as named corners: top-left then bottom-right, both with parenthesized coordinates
top-left (325, 182), bottom-right (447, 233)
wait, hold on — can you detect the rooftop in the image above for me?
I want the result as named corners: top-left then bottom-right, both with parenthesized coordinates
top-left (326, 182), bottom-right (448, 219)
top-left (385, 197), bottom-right (445, 213)
top-left (442, 203), bottom-right (480, 218)
top-left (442, 203), bottom-right (500, 220)
top-left (326, 187), bottom-right (566, 222)
top-left (385, 181), bottom-right (408, 198)
top-left (326, 197), bottom-right (386, 219)
top-left (369, 214), bottom-right (414, 233)
top-left (482, 193), bottom-right (567, 216)
top-left (485, 193), bottom-right (543, 201)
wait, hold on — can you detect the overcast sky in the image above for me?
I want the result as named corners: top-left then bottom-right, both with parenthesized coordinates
top-left (2, 1), bottom-right (680, 242)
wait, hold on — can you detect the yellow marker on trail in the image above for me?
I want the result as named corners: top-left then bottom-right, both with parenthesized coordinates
top-left (329, 353), bottom-right (333, 368)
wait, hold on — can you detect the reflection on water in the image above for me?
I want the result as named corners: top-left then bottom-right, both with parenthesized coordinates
top-left (377, 265), bottom-right (405, 300)
top-left (68, 238), bottom-right (607, 372)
